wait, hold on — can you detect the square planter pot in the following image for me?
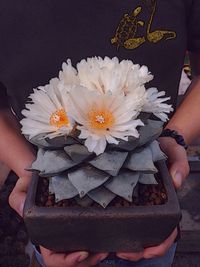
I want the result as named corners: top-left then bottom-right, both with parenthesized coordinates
top-left (23, 160), bottom-right (181, 252)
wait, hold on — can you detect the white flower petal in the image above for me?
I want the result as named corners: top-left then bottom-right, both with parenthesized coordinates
top-left (105, 134), bottom-right (119, 145)
top-left (85, 136), bottom-right (99, 152)
top-left (77, 128), bottom-right (90, 139)
top-left (142, 88), bottom-right (173, 121)
top-left (93, 137), bottom-right (107, 155)
top-left (112, 119), bottom-right (144, 131)
top-left (59, 59), bottom-right (79, 85)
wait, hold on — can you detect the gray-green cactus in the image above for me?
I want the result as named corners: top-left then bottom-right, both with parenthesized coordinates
top-left (30, 119), bottom-right (166, 208)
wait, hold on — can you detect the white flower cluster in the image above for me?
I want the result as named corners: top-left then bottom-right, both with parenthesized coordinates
top-left (21, 57), bottom-right (173, 155)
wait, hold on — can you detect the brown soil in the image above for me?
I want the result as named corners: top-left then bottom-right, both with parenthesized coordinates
top-left (36, 175), bottom-right (167, 208)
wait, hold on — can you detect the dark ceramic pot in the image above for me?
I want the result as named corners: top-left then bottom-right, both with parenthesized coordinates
top-left (23, 161), bottom-right (181, 252)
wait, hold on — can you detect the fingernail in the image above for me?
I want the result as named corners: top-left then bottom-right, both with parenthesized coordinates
top-left (98, 254), bottom-right (108, 262)
top-left (173, 172), bottom-right (183, 188)
top-left (77, 252), bottom-right (89, 262)
top-left (118, 254), bottom-right (129, 260)
top-left (19, 202), bottom-right (25, 217)
top-left (144, 254), bottom-right (155, 259)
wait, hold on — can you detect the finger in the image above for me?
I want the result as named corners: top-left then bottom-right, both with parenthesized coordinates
top-left (116, 251), bottom-right (143, 262)
top-left (78, 253), bottom-right (109, 267)
top-left (143, 228), bottom-right (177, 259)
top-left (40, 246), bottom-right (89, 267)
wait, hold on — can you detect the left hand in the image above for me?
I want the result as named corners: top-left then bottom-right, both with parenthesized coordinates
top-left (117, 137), bottom-right (189, 261)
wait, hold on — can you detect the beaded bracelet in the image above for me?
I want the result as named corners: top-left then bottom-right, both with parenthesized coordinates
top-left (160, 129), bottom-right (188, 150)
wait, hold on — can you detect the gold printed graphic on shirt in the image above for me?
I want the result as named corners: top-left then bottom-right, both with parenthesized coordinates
top-left (111, 6), bottom-right (145, 49)
top-left (111, 0), bottom-right (176, 50)
top-left (146, 0), bottom-right (176, 43)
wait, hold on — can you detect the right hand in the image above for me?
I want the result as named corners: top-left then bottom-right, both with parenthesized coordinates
top-left (9, 177), bottom-right (108, 267)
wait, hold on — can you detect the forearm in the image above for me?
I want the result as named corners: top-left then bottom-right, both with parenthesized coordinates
top-left (0, 108), bottom-right (36, 178)
top-left (165, 76), bottom-right (200, 144)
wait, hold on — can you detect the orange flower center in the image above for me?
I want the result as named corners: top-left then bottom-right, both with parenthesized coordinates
top-left (50, 108), bottom-right (70, 128)
top-left (88, 108), bottom-right (115, 130)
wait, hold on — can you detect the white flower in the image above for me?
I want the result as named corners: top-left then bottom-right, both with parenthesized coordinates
top-left (21, 79), bottom-right (74, 139)
top-left (68, 86), bottom-right (144, 155)
top-left (21, 56), bottom-right (173, 147)
top-left (77, 57), bottom-right (153, 96)
top-left (142, 88), bottom-right (173, 121)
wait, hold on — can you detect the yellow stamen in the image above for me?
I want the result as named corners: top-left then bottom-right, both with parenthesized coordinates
top-left (88, 108), bottom-right (115, 130)
top-left (50, 108), bottom-right (70, 128)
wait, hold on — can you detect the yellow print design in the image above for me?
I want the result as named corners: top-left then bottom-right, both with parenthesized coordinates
top-left (111, 0), bottom-right (177, 50)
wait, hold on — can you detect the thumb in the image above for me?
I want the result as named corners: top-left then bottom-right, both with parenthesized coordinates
top-left (169, 159), bottom-right (190, 189)
top-left (9, 188), bottom-right (26, 217)
top-left (9, 177), bottom-right (28, 217)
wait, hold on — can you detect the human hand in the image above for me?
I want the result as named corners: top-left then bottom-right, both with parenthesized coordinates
top-left (40, 246), bottom-right (108, 267)
top-left (9, 176), bottom-right (108, 267)
top-left (117, 227), bottom-right (177, 261)
top-left (117, 137), bottom-right (187, 261)
top-left (8, 173), bottom-right (108, 267)
top-left (159, 137), bottom-right (190, 188)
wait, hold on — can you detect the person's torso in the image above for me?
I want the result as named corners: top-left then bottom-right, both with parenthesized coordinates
top-left (0, 0), bottom-right (191, 118)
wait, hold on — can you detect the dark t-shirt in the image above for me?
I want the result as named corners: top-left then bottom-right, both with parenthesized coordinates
top-left (0, 0), bottom-right (200, 119)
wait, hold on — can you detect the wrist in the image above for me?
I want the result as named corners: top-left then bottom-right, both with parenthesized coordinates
top-left (164, 122), bottom-right (190, 144)
top-left (160, 129), bottom-right (188, 150)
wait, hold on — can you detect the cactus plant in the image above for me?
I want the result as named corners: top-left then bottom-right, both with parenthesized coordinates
top-left (21, 57), bottom-right (172, 208)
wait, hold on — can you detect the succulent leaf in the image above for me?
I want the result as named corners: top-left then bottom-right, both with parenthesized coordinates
top-left (68, 166), bottom-right (110, 198)
top-left (88, 187), bottom-right (116, 208)
top-left (124, 146), bottom-right (158, 173)
top-left (104, 171), bottom-right (139, 202)
top-left (28, 134), bottom-right (53, 149)
top-left (108, 136), bottom-right (139, 152)
top-left (46, 135), bottom-right (78, 148)
top-left (89, 151), bottom-right (128, 176)
top-left (149, 141), bottom-right (167, 162)
top-left (108, 120), bottom-right (163, 152)
top-left (27, 134), bottom-right (78, 149)
top-left (138, 119), bottom-right (163, 146)
top-left (139, 173), bottom-right (158, 184)
top-left (31, 148), bottom-right (76, 176)
top-left (137, 112), bottom-right (151, 122)
top-left (75, 195), bottom-right (94, 207)
top-left (133, 183), bottom-right (139, 198)
top-left (64, 144), bottom-right (93, 163)
top-left (51, 174), bottom-right (78, 202)
top-left (48, 177), bottom-right (55, 194)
